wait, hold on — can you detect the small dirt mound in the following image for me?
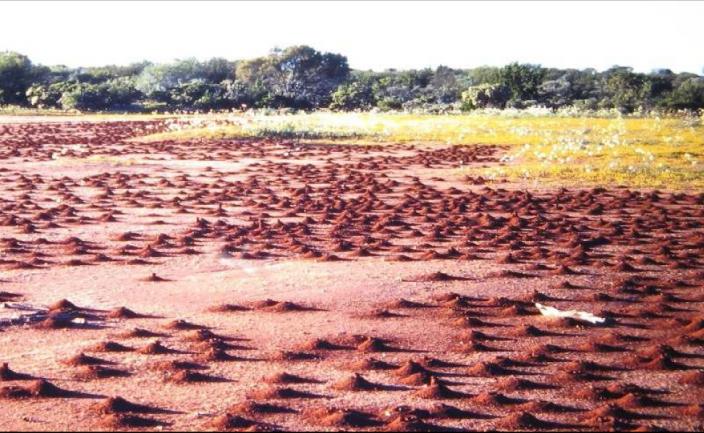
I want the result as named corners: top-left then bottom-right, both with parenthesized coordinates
top-left (107, 307), bottom-right (143, 319)
top-left (164, 319), bottom-right (207, 330)
top-left (90, 341), bottom-right (133, 353)
top-left (120, 328), bottom-right (166, 339)
top-left (166, 370), bottom-right (222, 384)
top-left (383, 414), bottom-right (434, 432)
top-left (247, 386), bottom-right (321, 400)
top-left (229, 401), bottom-right (294, 416)
top-left (48, 299), bottom-right (78, 311)
top-left (678, 370), bottom-right (704, 386)
top-left (467, 361), bottom-right (512, 377)
top-left (0, 363), bottom-right (32, 381)
top-left (142, 273), bottom-right (168, 282)
top-left (0, 385), bottom-right (32, 399)
top-left (269, 350), bottom-right (319, 362)
top-left (63, 353), bottom-right (111, 367)
top-left (137, 341), bottom-right (177, 355)
top-left (76, 365), bottom-right (130, 380)
top-left (403, 272), bottom-right (468, 282)
top-left (208, 303), bottom-right (250, 313)
top-left (357, 337), bottom-right (393, 352)
top-left (343, 358), bottom-right (397, 371)
top-left (27, 379), bottom-right (75, 397)
top-left (414, 377), bottom-right (466, 399)
top-left (472, 391), bottom-right (523, 406)
top-left (207, 414), bottom-right (256, 431)
top-left (98, 414), bottom-right (164, 428)
top-left (497, 412), bottom-right (552, 430)
top-left (331, 373), bottom-right (382, 391)
top-left (253, 299), bottom-right (310, 312)
top-left (152, 360), bottom-right (208, 372)
top-left (299, 338), bottom-right (348, 351)
top-left (93, 396), bottom-right (161, 414)
top-left (304, 406), bottom-right (379, 428)
top-left (264, 372), bottom-right (319, 385)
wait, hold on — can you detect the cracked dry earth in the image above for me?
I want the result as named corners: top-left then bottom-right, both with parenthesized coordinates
top-left (0, 118), bottom-right (703, 432)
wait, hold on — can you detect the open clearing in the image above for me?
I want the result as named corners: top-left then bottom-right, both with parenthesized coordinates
top-left (0, 116), bottom-right (703, 431)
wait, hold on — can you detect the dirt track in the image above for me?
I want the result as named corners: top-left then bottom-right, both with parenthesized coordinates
top-left (1, 119), bottom-right (703, 431)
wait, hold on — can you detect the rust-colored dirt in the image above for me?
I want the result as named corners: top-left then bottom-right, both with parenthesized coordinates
top-left (0, 119), bottom-right (703, 431)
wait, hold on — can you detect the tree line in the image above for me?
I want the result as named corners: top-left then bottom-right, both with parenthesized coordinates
top-left (1, 46), bottom-right (702, 113)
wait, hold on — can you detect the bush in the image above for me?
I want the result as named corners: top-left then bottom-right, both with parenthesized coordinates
top-left (461, 84), bottom-right (510, 110)
top-left (0, 51), bottom-right (35, 105)
top-left (330, 80), bottom-right (376, 111)
top-left (169, 80), bottom-right (228, 110)
top-left (57, 78), bottom-right (141, 111)
top-left (666, 78), bottom-right (704, 110)
top-left (26, 82), bottom-right (72, 108)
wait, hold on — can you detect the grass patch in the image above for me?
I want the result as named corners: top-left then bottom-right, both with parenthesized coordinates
top-left (123, 111), bottom-right (704, 190)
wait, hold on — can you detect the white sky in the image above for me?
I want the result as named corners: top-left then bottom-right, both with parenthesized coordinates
top-left (2, 1), bottom-right (702, 74)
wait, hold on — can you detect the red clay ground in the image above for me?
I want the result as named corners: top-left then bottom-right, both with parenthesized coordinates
top-left (0, 118), bottom-right (703, 432)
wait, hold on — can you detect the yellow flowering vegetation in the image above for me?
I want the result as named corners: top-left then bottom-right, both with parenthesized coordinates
top-left (139, 111), bottom-right (704, 189)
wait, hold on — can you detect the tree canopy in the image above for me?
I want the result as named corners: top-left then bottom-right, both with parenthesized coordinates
top-left (1, 47), bottom-right (702, 113)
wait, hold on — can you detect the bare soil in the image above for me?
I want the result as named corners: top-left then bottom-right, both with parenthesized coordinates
top-left (0, 119), bottom-right (703, 431)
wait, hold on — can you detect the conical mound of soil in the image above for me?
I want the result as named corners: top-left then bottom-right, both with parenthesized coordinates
top-left (164, 319), bottom-right (207, 330)
top-left (229, 401), bottom-right (294, 416)
top-left (497, 412), bottom-right (551, 429)
top-left (399, 371), bottom-right (435, 386)
top-left (264, 372), bottom-right (318, 385)
top-left (394, 360), bottom-right (429, 377)
top-left (246, 386), bottom-right (319, 400)
top-left (120, 328), bottom-right (166, 339)
top-left (75, 365), bottom-right (130, 380)
top-left (383, 415), bottom-right (433, 432)
top-left (414, 377), bottom-right (466, 399)
top-left (256, 300), bottom-right (309, 312)
top-left (583, 403), bottom-right (639, 420)
top-left (496, 377), bottom-right (554, 391)
top-left (467, 361), bottom-right (512, 377)
top-left (93, 396), bottom-right (159, 414)
top-left (27, 379), bottom-right (75, 397)
top-left (35, 314), bottom-right (74, 329)
top-left (331, 373), bottom-right (381, 391)
top-left (107, 307), bottom-right (143, 319)
top-left (98, 414), bottom-right (163, 428)
top-left (403, 271), bottom-right (467, 282)
top-left (208, 303), bottom-right (250, 313)
top-left (137, 341), bottom-right (176, 355)
top-left (207, 414), bottom-right (256, 431)
top-left (268, 350), bottom-right (319, 362)
top-left (167, 370), bottom-right (221, 384)
top-left (386, 298), bottom-right (433, 309)
top-left (0, 385), bottom-right (33, 399)
top-left (680, 404), bottom-right (704, 418)
top-left (305, 406), bottom-right (378, 428)
top-left (91, 341), bottom-right (133, 353)
top-left (344, 358), bottom-right (397, 371)
top-left (184, 329), bottom-right (228, 342)
top-left (63, 353), bottom-right (111, 367)
top-left (48, 299), bottom-right (78, 311)
top-left (142, 273), bottom-right (167, 282)
top-left (153, 360), bottom-right (208, 372)
top-left (198, 348), bottom-right (238, 362)
top-left (472, 391), bottom-right (522, 406)
top-left (0, 363), bottom-right (32, 381)
top-left (678, 370), bottom-right (704, 386)
top-left (357, 337), bottom-right (393, 353)
top-left (299, 338), bottom-right (348, 351)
